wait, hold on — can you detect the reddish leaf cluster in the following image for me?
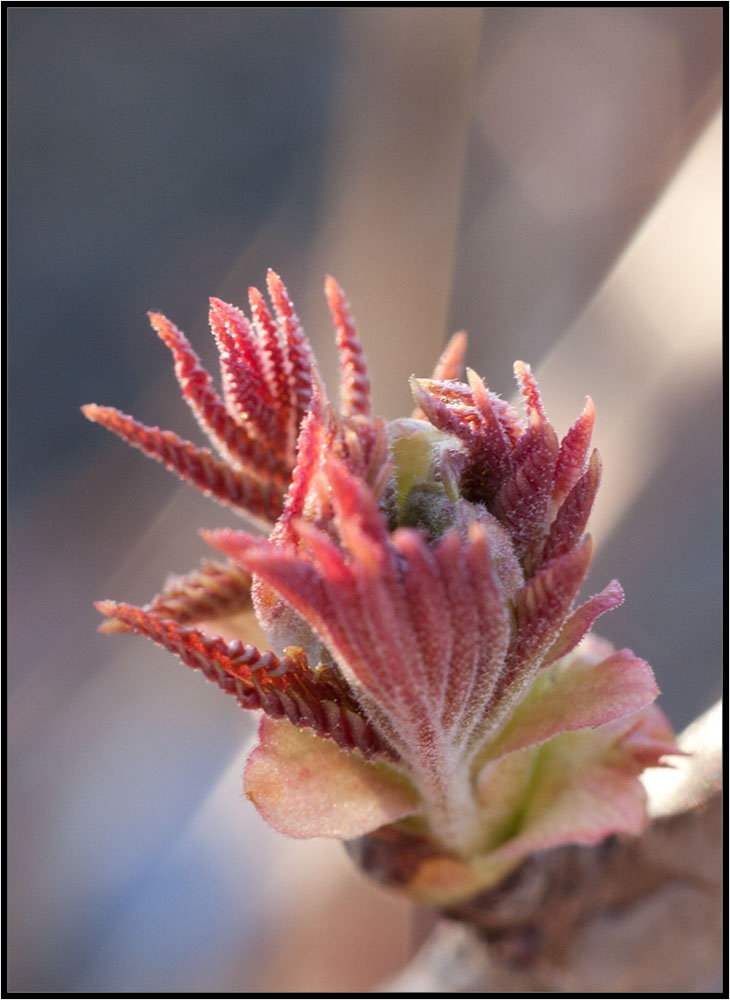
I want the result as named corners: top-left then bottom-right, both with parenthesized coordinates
top-left (85, 271), bottom-right (675, 889)
top-left (85, 272), bottom-right (388, 754)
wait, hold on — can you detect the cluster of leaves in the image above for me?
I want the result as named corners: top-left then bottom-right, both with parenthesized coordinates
top-left (85, 272), bottom-right (676, 905)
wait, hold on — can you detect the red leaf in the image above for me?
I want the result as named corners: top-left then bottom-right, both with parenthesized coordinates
top-left (149, 311), bottom-right (286, 484)
top-left (494, 420), bottom-right (559, 563)
top-left (543, 579), bottom-right (625, 666)
top-left (81, 404), bottom-right (283, 523)
top-left (410, 331), bottom-right (468, 417)
top-left (95, 600), bottom-right (388, 757)
top-left (272, 376), bottom-right (337, 545)
top-left (552, 395), bottom-right (595, 508)
top-left (266, 270), bottom-right (318, 439)
top-left (540, 449), bottom-right (601, 568)
top-left (485, 643), bottom-right (659, 760)
top-left (487, 536), bottom-right (594, 730)
top-left (430, 330), bottom-right (468, 383)
top-left (248, 283), bottom-right (295, 461)
top-left (325, 275), bottom-right (371, 418)
top-left (99, 558), bottom-right (253, 635)
top-left (208, 298), bottom-right (286, 458)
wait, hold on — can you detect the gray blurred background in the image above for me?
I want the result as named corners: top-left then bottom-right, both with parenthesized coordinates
top-left (7, 7), bottom-right (723, 993)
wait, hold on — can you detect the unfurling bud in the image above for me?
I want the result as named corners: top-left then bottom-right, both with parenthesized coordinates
top-left (86, 272), bottom-right (678, 906)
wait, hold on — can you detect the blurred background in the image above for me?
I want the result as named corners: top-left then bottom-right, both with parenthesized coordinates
top-left (7, 7), bottom-right (723, 993)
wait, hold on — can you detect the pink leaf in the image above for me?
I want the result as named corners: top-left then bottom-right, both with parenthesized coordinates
top-left (98, 558), bottom-right (253, 635)
top-left (325, 275), bottom-right (371, 418)
top-left (390, 527), bottom-right (453, 704)
top-left (486, 743), bottom-right (650, 862)
top-left (272, 375), bottom-right (337, 544)
top-left (410, 331), bottom-right (468, 418)
top-left (208, 298), bottom-right (286, 457)
top-left (150, 311), bottom-right (284, 482)
top-left (616, 703), bottom-right (681, 770)
top-left (244, 717), bottom-right (419, 839)
top-left (409, 377), bottom-right (480, 446)
top-left (543, 579), bottom-right (624, 665)
top-left (494, 418), bottom-right (559, 563)
top-left (484, 642), bottom-right (659, 761)
top-left (466, 368), bottom-right (515, 485)
top-left (81, 404), bottom-right (283, 523)
top-left (513, 360), bottom-right (546, 422)
top-left (495, 535), bottom-right (594, 712)
top-left (95, 600), bottom-right (387, 756)
top-left (552, 395), bottom-right (595, 508)
top-left (248, 283), bottom-right (295, 460)
top-left (431, 531), bottom-right (482, 732)
top-left (540, 448), bottom-right (601, 567)
top-left (208, 297), bottom-right (268, 402)
top-left (430, 330), bottom-right (468, 382)
top-left (410, 375), bottom-right (518, 505)
top-left (266, 270), bottom-right (317, 437)
top-left (205, 526), bottom-right (390, 708)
